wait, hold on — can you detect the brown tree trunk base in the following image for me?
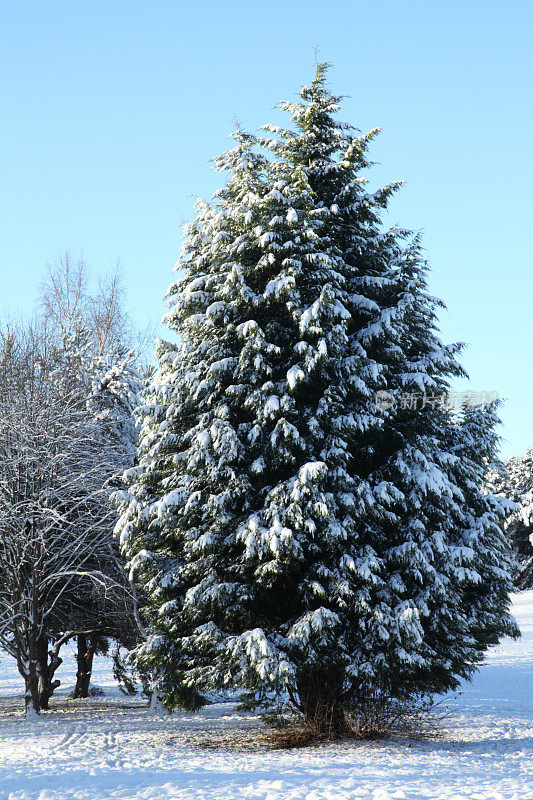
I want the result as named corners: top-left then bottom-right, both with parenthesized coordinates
top-left (296, 668), bottom-right (353, 740)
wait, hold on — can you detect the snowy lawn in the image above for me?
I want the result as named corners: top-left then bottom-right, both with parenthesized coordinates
top-left (0, 592), bottom-right (532, 800)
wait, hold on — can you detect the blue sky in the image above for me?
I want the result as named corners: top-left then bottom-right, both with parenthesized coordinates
top-left (1, 0), bottom-right (531, 459)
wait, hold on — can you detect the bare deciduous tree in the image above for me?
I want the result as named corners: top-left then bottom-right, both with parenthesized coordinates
top-left (40, 251), bottom-right (153, 361)
top-left (0, 322), bottom-right (140, 715)
top-left (39, 252), bottom-right (88, 338)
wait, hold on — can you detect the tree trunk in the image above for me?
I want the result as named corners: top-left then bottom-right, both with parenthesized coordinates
top-left (18, 647), bottom-right (41, 717)
top-left (36, 634), bottom-right (51, 710)
top-left (25, 665), bottom-right (41, 717)
top-left (296, 667), bottom-right (351, 740)
top-left (36, 634), bottom-right (62, 710)
top-left (73, 634), bottom-right (96, 698)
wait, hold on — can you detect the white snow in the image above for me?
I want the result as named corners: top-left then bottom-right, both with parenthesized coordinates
top-left (287, 365), bottom-right (305, 390)
top-left (0, 591), bottom-right (532, 800)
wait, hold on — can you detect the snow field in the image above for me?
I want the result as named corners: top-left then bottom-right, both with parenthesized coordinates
top-left (0, 592), bottom-right (532, 800)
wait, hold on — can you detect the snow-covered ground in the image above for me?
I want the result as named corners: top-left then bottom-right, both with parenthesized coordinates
top-left (1, 592), bottom-right (532, 800)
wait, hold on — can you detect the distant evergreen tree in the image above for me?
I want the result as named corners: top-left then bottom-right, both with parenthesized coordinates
top-left (115, 65), bottom-right (518, 737)
top-left (485, 451), bottom-right (533, 589)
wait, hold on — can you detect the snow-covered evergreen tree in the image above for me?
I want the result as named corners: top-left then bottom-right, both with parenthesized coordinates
top-left (485, 451), bottom-right (533, 589)
top-left (87, 347), bottom-right (142, 469)
top-left (115, 65), bottom-right (518, 737)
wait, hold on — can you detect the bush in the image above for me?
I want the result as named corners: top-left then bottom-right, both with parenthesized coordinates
top-left (347, 691), bottom-right (440, 740)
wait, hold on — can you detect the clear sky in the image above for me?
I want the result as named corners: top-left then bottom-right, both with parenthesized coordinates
top-left (1, 0), bottom-right (531, 459)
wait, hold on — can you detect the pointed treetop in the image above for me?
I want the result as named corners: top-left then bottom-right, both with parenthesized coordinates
top-left (301, 60), bottom-right (334, 100)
